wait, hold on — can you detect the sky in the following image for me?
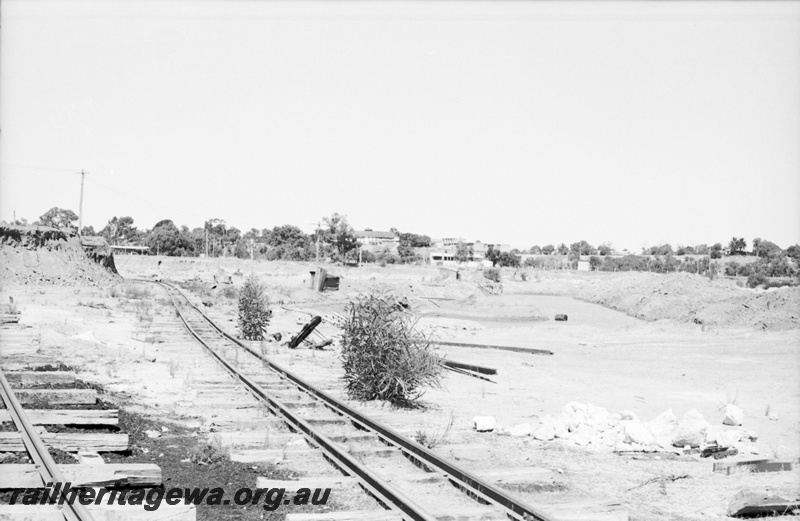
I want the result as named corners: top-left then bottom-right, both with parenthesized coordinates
top-left (2, 0), bottom-right (799, 252)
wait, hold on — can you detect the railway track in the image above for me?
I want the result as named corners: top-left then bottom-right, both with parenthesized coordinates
top-left (157, 280), bottom-right (560, 521)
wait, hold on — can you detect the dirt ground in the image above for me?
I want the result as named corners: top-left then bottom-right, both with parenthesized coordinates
top-left (2, 254), bottom-right (798, 520)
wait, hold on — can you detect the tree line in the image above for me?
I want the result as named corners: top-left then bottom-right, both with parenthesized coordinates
top-left (11, 207), bottom-right (800, 280)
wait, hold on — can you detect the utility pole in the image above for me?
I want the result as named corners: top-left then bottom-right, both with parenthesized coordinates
top-left (77, 170), bottom-right (85, 236)
top-left (313, 221), bottom-right (321, 264)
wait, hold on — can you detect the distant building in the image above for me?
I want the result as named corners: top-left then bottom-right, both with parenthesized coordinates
top-left (110, 245), bottom-right (150, 255)
top-left (428, 238), bottom-right (510, 266)
top-left (354, 229), bottom-right (398, 246)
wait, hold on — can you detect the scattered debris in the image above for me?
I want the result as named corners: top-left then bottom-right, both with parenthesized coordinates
top-left (554, 314), bottom-right (568, 321)
top-left (473, 416), bottom-right (496, 432)
top-left (701, 446), bottom-right (738, 459)
top-left (627, 474), bottom-right (690, 494)
top-left (727, 488), bottom-right (800, 517)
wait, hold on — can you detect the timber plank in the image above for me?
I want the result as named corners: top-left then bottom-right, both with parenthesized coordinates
top-left (0, 409), bottom-right (118, 426)
top-left (256, 476), bottom-right (355, 489)
top-left (0, 432), bottom-right (129, 452)
top-left (0, 463), bottom-right (161, 488)
top-left (13, 389), bottom-right (96, 405)
top-left (0, 503), bottom-right (194, 521)
top-left (714, 458), bottom-right (799, 475)
top-left (286, 512), bottom-right (401, 521)
top-left (5, 371), bottom-right (76, 386)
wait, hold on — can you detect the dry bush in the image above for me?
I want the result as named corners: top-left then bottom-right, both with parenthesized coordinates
top-left (484, 268), bottom-right (501, 283)
top-left (340, 293), bottom-right (443, 407)
top-left (237, 275), bottom-right (271, 341)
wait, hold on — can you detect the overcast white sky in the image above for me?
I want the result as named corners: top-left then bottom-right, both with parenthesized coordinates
top-left (2, 0), bottom-right (799, 251)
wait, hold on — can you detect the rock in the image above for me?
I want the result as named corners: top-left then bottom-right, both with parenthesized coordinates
top-left (717, 429), bottom-right (743, 448)
top-left (768, 412), bottom-right (778, 421)
top-left (570, 424), bottom-right (597, 446)
top-left (508, 422), bottom-right (531, 437)
top-left (473, 416), bottom-right (496, 432)
top-left (672, 409), bottom-right (709, 448)
top-left (619, 410), bottom-right (638, 421)
top-left (723, 404), bottom-right (744, 426)
top-left (647, 409), bottom-right (678, 449)
top-left (533, 416), bottom-right (556, 441)
top-left (553, 419), bottom-right (570, 439)
top-left (144, 430), bottom-right (161, 439)
top-left (705, 426), bottom-right (726, 445)
top-left (621, 419), bottom-right (655, 446)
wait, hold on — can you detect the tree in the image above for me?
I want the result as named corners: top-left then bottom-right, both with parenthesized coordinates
top-left (729, 237), bottom-right (747, 256)
top-left (99, 216), bottom-right (139, 244)
top-left (541, 244), bottom-right (555, 255)
top-left (454, 240), bottom-right (473, 263)
top-left (710, 242), bottom-right (723, 259)
top-left (485, 246), bottom-right (500, 267)
top-left (146, 220), bottom-right (193, 256)
top-left (589, 255), bottom-right (603, 270)
top-left (81, 225), bottom-right (96, 236)
top-left (752, 238), bottom-right (781, 258)
top-left (37, 207), bottom-right (78, 229)
top-left (264, 225), bottom-right (311, 260)
top-left (786, 244), bottom-right (800, 263)
top-left (695, 244), bottom-right (709, 255)
top-left (570, 240), bottom-right (594, 256)
top-left (529, 245), bottom-right (542, 254)
top-left (323, 213), bottom-right (357, 263)
top-left (556, 243), bottom-right (569, 255)
top-left (496, 251), bottom-right (521, 267)
top-left (598, 244), bottom-right (612, 256)
top-left (394, 230), bottom-right (431, 263)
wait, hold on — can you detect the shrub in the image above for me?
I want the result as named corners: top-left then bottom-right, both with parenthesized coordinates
top-left (340, 293), bottom-right (443, 407)
top-left (746, 273), bottom-right (768, 288)
top-left (484, 268), bottom-right (501, 283)
top-left (237, 275), bottom-right (271, 340)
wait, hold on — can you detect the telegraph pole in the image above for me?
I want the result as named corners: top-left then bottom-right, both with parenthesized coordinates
top-left (312, 221), bottom-right (321, 263)
top-left (77, 170), bottom-right (85, 236)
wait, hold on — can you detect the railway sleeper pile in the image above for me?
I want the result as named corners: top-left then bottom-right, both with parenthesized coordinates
top-left (0, 354), bottom-right (191, 520)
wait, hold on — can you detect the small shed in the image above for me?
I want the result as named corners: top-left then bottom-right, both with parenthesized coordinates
top-left (309, 268), bottom-right (340, 292)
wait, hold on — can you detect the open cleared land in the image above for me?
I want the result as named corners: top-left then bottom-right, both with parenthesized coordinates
top-left (2, 248), bottom-right (799, 520)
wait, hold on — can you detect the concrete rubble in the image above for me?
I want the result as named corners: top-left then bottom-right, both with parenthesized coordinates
top-left (520, 402), bottom-right (760, 455)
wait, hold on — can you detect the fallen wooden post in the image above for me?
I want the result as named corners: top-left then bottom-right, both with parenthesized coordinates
top-left (431, 340), bottom-right (553, 356)
top-left (0, 315), bottom-right (20, 324)
top-left (289, 316), bottom-right (322, 348)
top-left (443, 360), bottom-right (497, 375)
top-left (714, 458), bottom-right (799, 475)
top-left (727, 488), bottom-right (800, 517)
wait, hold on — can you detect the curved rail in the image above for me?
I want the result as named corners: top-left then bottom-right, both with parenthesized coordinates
top-left (157, 280), bottom-right (558, 521)
top-left (0, 369), bottom-right (95, 521)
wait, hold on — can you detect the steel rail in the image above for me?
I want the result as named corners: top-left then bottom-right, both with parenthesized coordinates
top-left (157, 282), bottom-right (439, 521)
top-left (157, 280), bottom-right (559, 521)
top-left (0, 369), bottom-right (95, 521)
